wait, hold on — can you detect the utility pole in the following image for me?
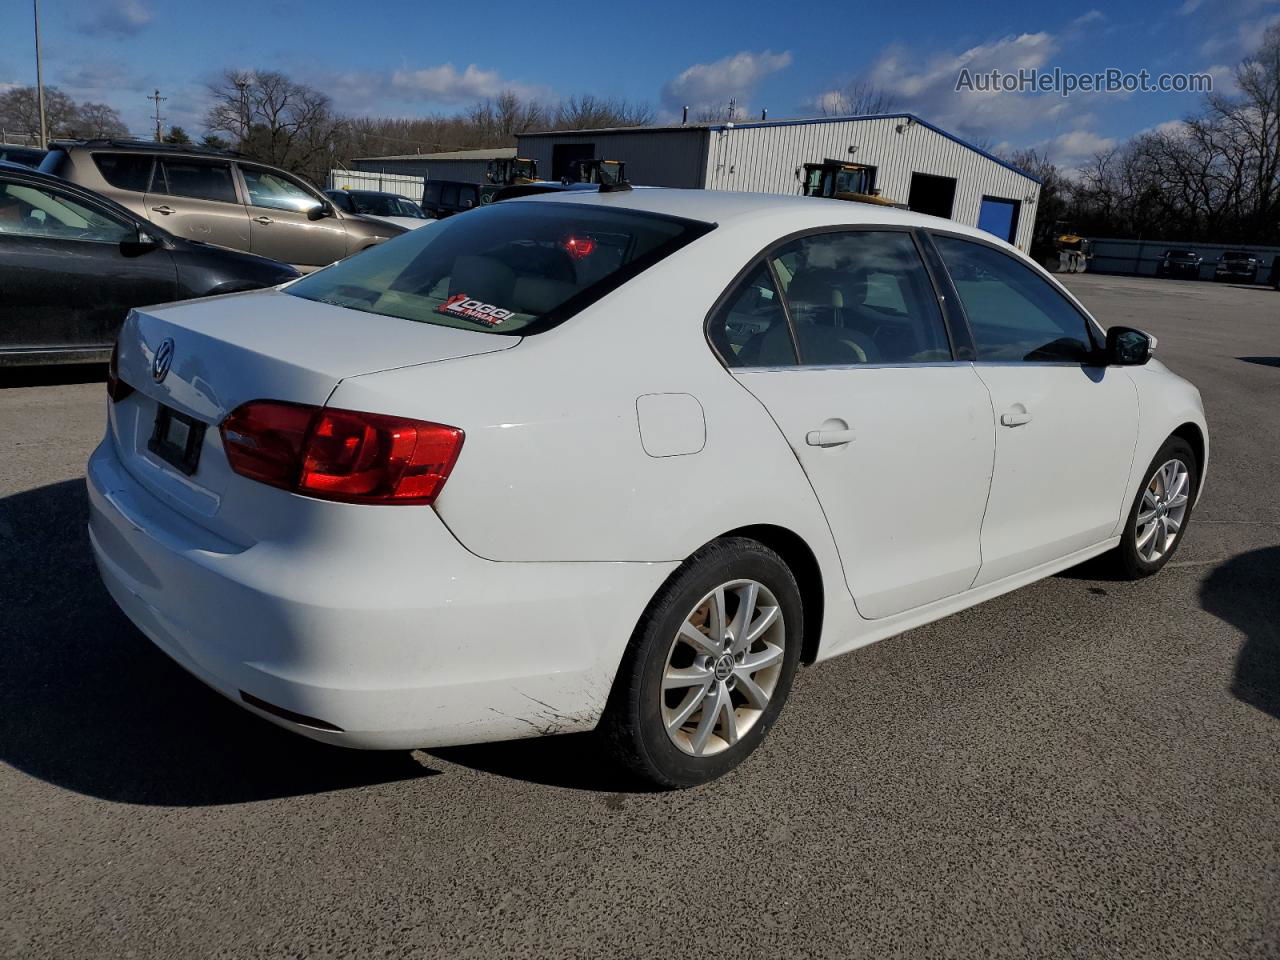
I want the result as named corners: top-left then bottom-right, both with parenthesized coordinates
top-left (33, 0), bottom-right (47, 148)
top-left (234, 77), bottom-right (249, 147)
top-left (148, 88), bottom-right (167, 141)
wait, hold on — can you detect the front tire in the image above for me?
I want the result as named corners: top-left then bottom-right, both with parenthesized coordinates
top-left (1113, 436), bottom-right (1198, 579)
top-left (601, 538), bottom-right (803, 788)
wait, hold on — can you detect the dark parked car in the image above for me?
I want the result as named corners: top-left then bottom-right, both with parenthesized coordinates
top-left (1215, 250), bottom-right (1259, 283)
top-left (0, 162), bottom-right (298, 366)
top-left (421, 179), bottom-right (481, 218)
top-left (1155, 249), bottom-right (1202, 279)
top-left (0, 145), bottom-right (47, 167)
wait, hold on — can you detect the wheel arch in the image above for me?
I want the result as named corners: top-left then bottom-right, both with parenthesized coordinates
top-left (718, 524), bottom-right (825, 665)
top-left (1171, 421), bottom-right (1206, 478)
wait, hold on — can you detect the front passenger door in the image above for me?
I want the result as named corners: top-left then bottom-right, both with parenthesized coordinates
top-left (0, 177), bottom-right (176, 353)
top-left (930, 233), bottom-right (1139, 585)
top-left (239, 164), bottom-right (348, 268)
top-left (716, 229), bottom-right (996, 620)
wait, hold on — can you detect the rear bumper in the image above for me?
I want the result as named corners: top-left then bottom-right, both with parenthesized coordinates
top-left (87, 436), bottom-right (676, 749)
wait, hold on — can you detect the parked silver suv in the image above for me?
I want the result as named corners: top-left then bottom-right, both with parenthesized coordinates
top-left (40, 140), bottom-right (404, 270)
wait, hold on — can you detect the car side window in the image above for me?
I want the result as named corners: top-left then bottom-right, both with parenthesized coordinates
top-left (241, 166), bottom-right (321, 213)
top-left (441, 183), bottom-right (459, 207)
top-left (154, 159), bottom-right (238, 205)
top-left (92, 153), bottom-right (155, 193)
top-left (932, 234), bottom-right (1097, 363)
top-left (768, 231), bottom-right (952, 366)
top-left (710, 263), bottom-right (797, 368)
top-left (0, 180), bottom-right (134, 243)
top-left (328, 192), bottom-right (354, 213)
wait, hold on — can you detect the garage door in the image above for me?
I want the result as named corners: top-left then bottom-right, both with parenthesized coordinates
top-left (978, 196), bottom-right (1021, 244)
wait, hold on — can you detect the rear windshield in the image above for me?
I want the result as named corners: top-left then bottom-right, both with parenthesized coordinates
top-left (285, 201), bottom-right (714, 335)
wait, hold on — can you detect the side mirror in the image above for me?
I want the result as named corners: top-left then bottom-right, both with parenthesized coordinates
top-left (1105, 326), bottom-right (1156, 365)
top-left (306, 202), bottom-right (332, 221)
top-left (460, 199), bottom-right (474, 210)
top-left (121, 228), bottom-right (160, 254)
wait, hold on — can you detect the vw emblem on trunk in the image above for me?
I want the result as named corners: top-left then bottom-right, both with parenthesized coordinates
top-left (152, 338), bottom-right (174, 383)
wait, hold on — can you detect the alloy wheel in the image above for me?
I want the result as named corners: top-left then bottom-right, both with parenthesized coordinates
top-left (1135, 458), bottom-right (1190, 562)
top-left (660, 579), bottom-right (785, 757)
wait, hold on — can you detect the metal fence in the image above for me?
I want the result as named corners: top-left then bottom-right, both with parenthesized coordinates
top-left (1086, 237), bottom-right (1280, 280)
top-left (326, 168), bottom-right (426, 202)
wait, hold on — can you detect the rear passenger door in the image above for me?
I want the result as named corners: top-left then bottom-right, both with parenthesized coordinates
top-left (713, 228), bottom-right (996, 620)
top-left (144, 157), bottom-right (251, 252)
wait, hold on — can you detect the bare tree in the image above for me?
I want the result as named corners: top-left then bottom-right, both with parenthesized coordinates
top-left (818, 79), bottom-right (896, 117)
top-left (553, 94), bottom-right (653, 129)
top-left (205, 70), bottom-right (347, 185)
top-left (73, 102), bottom-right (129, 138)
top-left (0, 86), bottom-right (79, 141)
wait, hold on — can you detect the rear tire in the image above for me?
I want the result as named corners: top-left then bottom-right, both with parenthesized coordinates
top-left (1112, 436), bottom-right (1198, 579)
top-left (600, 538), bottom-right (803, 789)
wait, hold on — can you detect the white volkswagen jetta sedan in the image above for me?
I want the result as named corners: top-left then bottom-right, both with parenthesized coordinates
top-left (89, 189), bottom-right (1207, 787)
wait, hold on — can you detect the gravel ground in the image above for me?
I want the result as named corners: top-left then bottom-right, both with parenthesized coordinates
top-left (1, 273), bottom-right (1277, 959)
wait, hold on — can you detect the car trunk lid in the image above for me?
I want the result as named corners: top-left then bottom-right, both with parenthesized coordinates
top-left (109, 288), bottom-right (516, 544)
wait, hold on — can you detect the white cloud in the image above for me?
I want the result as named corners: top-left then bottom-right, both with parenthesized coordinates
top-left (662, 50), bottom-right (792, 111)
top-left (863, 32), bottom-right (1068, 137)
top-left (78, 0), bottom-right (153, 38)
top-left (1072, 9), bottom-right (1106, 26)
top-left (390, 64), bottom-right (506, 104)
top-left (1046, 129), bottom-right (1116, 165)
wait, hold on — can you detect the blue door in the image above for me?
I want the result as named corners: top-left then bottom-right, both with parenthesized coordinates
top-left (977, 196), bottom-right (1020, 243)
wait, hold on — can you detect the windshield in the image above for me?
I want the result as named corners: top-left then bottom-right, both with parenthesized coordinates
top-left (394, 198), bottom-right (427, 218)
top-left (285, 201), bottom-right (713, 336)
top-left (349, 193), bottom-right (401, 217)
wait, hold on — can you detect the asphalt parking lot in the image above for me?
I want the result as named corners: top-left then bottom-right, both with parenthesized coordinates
top-left (2, 273), bottom-right (1277, 959)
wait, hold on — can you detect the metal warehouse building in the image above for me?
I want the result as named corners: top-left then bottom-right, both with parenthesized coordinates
top-left (516, 114), bottom-right (1041, 251)
top-left (350, 147), bottom-right (516, 185)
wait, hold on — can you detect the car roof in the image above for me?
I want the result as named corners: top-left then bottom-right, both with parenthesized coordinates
top-left (511, 187), bottom-right (1012, 248)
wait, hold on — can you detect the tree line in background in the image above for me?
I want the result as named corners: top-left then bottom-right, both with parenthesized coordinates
top-left (200, 71), bottom-right (654, 187)
top-left (1018, 25), bottom-right (1280, 248)
top-left (0, 86), bottom-right (129, 142)
top-left (5, 30), bottom-right (1280, 247)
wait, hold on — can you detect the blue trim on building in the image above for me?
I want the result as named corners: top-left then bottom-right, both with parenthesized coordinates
top-left (705, 113), bottom-right (1042, 185)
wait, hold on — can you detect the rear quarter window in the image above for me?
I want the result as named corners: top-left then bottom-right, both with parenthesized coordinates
top-left (285, 201), bottom-right (713, 335)
top-left (92, 153), bottom-right (155, 192)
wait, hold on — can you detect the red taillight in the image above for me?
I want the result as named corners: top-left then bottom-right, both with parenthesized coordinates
top-left (106, 340), bottom-right (134, 402)
top-left (220, 401), bottom-right (464, 505)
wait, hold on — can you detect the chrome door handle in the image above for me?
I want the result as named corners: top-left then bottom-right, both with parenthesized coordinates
top-left (253, 216), bottom-right (273, 225)
top-left (151, 205), bottom-right (174, 215)
top-left (1000, 407), bottom-right (1032, 427)
top-left (805, 428), bottom-right (856, 447)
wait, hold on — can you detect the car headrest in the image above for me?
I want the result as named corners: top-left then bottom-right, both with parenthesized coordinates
top-left (787, 269), bottom-right (843, 309)
top-left (449, 255), bottom-right (515, 305)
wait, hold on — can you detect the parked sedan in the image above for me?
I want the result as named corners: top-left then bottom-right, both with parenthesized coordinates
top-left (1215, 250), bottom-right (1259, 283)
top-left (89, 190), bottom-right (1207, 787)
top-left (324, 189), bottom-right (434, 230)
top-left (0, 162), bottom-right (298, 365)
top-left (1156, 249), bottom-right (1202, 279)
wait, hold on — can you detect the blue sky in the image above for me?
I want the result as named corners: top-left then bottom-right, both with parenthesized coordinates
top-left (1, 0), bottom-right (1276, 167)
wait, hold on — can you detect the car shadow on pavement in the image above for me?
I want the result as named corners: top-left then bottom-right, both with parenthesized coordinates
top-left (0, 479), bottom-right (437, 806)
top-left (1200, 545), bottom-right (1280, 721)
top-left (1239, 356), bottom-right (1280, 368)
